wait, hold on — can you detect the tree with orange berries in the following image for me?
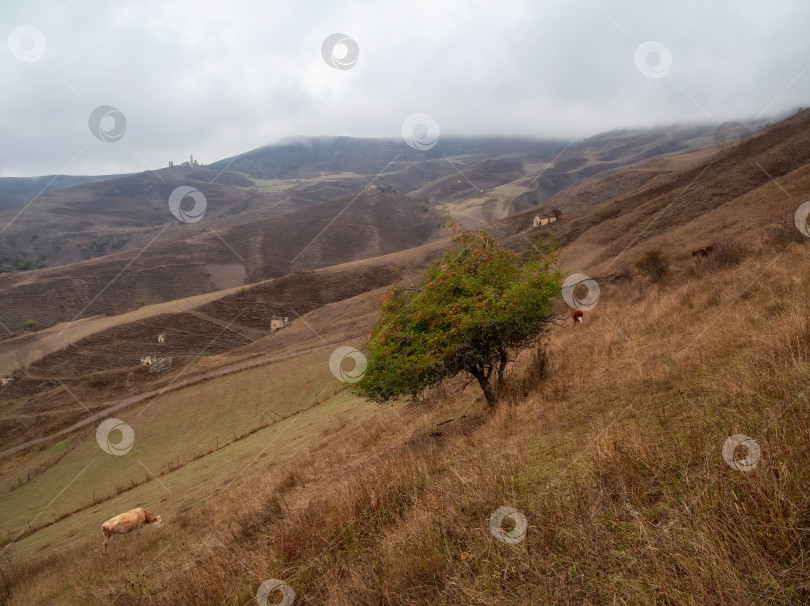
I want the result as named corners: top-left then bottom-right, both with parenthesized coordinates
top-left (355, 226), bottom-right (561, 406)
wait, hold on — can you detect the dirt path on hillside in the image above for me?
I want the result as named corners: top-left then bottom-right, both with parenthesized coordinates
top-left (0, 339), bottom-right (352, 459)
top-left (185, 309), bottom-right (263, 341)
top-left (0, 288), bottom-right (247, 376)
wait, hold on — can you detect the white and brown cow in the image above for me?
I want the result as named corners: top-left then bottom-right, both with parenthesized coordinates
top-left (102, 507), bottom-right (164, 548)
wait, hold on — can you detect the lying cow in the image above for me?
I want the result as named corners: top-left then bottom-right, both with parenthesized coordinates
top-left (102, 507), bottom-right (164, 548)
top-left (572, 309), bottom-right (584, 324)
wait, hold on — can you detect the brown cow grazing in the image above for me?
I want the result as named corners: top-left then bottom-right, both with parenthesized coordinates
top-left (572, 310), bottom-right (584, 324)
top-left (102, 507), bottom-right (164, 548)
top-left (691, 245), bottom-right (714, 258)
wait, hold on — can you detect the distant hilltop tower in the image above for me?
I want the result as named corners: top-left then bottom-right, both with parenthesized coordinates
top-left (190, 154), bottom-right (199, 167)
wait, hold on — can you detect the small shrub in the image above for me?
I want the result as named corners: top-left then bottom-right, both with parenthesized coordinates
top-left (88, 234), bottom-right (129, 256)
top-left (24, 319), bottom-right (38, 330)
top-left (614, 262), bottom-right (633, 282)
top-left (635, 249), bottom-right (670, 282)
top-left (137, 299), bottom-right (146, 307)
top-left (13, 253), bottom-right (41, 271)
top-left (709, 239), bottom-right (747, 268)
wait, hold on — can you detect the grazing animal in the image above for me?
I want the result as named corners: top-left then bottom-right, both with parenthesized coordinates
top-left (102, 507), bottom-right (164, 548)
top-left (691, 245), bottom-right (714, 258)
top-left (157, 334), bottom-right (166, 344)
top-left (572, 310), bottom-right (584, 324)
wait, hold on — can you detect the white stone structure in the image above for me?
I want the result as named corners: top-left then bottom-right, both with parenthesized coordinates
top-left (533, 214), bottom-right (558, 228)
top-left (270, 316), bottom-right (290, 332)
top-left (148, 357), bottom-right (173, 374)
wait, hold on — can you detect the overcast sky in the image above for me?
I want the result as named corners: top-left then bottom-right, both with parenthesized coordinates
top-left (2, 0), bottom-right (809, 177)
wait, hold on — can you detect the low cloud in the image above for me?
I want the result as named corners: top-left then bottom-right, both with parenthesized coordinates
top-left (2, 0), bottom-right (808, 176)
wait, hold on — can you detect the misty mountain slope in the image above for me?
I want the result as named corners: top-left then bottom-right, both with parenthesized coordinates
top-left (0, 117), bottom-right (787, 338)
top-left (4, 110), bottom-right (807, 437)
top-left (408, 122), bottom-right (766, 229)
top-left (558, 109), bottom-right (810, 272)
top-left (408, 157), bottom-right (526, 201)
top-left (0, 167), bottom-right (272, 268)
top-left (503, 123), bottom-right (758, 210)
top-left (0, 174), bottom-right (127, 212)
top-left (485, 109), bottom-right (810, 274)
top-left (0, 186), bottom-right (437, 333)
top-left (482, 147), bottom-right (721, 245)
top-left (208, 136), bottom-right (567, 180)
top-left (0, 108), bottom-right (806, 465)
top-left (2, 111), bottom-right (809, 600)
top-left (265, 186), bottom-right (438, 272)
top-left (0, 122), bottom-right (765, 275)
top-left (178, 185), bottom-right (439, 280)
top-left (0, 138), bottom-right (558, 271)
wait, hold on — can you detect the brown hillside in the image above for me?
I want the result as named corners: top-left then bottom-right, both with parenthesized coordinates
top-left (0, 187), bottom-right (438, 333)
top-left (2, 134), bottom-right (809, 603)
top-left (3, 109), bottom-right (807, 447)
top-left (0, 261), bottom-right (412, 448)
top-left (408, 158), bottom-right (526, 201)
top-left (486, 109), bottom-right (810, 274)
top-left (0, 109), bottom-right (808, 596)
top-left (0, 167), bottom-right (267, 267)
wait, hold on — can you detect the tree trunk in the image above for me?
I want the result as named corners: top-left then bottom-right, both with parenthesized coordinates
top-left (497, 348), bottom-right (508, 387)
top-left (471, 367), bottom-right (498, 407)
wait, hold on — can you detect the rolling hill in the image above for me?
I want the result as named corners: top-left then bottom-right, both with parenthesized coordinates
top-left (0, 174), bottom-right (125, 212)
top-left (0, 123), bottom-right (759, 274)
top-left (0, 110), bottom-right (808, 604)
top-left (0, 186), bottom-right (438, 334)
top-left (0, 123), bottom-right (769, 338)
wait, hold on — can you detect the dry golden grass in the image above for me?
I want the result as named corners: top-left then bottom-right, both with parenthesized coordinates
top-left (3, 233), bottom-right (809, 605)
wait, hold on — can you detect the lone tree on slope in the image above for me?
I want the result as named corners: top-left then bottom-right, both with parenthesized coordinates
top-left (354, 225), bottom-right (562, 407)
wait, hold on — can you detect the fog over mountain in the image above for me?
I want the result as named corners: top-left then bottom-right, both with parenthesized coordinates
top-left (2, 0), bottom-right (809, 177)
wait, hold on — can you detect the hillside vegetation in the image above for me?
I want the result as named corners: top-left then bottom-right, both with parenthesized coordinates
top-left (0, 123), bottom-right (744, 334)
top-left (3, 226), bottom-right (808, 604)
top-left (2, 111), bottom-right (810, 604)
